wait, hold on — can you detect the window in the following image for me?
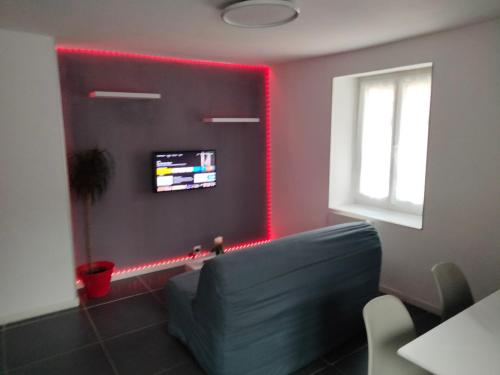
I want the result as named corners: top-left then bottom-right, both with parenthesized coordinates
top-left (356, 68), bottom-right (431, 213)
top-left (329, 65), bottom-right (432, 229)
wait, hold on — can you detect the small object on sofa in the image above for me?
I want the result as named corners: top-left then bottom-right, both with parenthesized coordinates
top-left (166, 222), bottom-right (382, 375)
top-left (189, 245), bottom-right (202, 259)
top-left (211, 235), bottom-right (224, 255)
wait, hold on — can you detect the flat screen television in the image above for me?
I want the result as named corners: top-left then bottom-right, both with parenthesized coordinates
top-left (153, 150), bottom-right (216, 193)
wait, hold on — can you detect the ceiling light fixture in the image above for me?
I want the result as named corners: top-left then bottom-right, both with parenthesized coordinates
top-left (221, 0), bottom-right (300, 28)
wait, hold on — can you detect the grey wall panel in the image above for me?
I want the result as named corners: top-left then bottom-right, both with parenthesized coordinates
top-left (58, 53), bottom-right (267, 268)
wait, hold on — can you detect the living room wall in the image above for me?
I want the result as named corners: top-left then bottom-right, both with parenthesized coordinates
top-left (58, 51), bottom-right (268, 269)
top-left (271, 18), bottom-right (500, 312)
top-left (0, 29), bottom-right (77, 324)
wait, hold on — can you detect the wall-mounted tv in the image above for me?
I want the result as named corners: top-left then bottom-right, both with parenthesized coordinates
top-left (153, 150), bottom-right (216, 193)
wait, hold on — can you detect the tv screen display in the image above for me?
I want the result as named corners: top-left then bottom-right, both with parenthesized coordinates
top-left (154, 150), bottom-right (216, 192)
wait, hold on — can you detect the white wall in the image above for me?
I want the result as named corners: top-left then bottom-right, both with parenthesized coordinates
top-left (271, 19), bottom-right (500, 312)
top-left (0, 29), bottom-right (77, 324)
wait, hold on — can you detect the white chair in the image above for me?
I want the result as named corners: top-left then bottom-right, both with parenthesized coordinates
top-left (363, 295), bottom-right (430, 375)
top-left (431, 262), bottom-right (474, 321)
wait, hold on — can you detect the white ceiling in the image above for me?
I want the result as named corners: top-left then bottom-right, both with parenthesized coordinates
top-left (0, 0), bottom-right (499, 64)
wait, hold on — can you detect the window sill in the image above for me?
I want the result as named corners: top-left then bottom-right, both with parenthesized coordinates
top-left (331, 204), bottom-right (422, 229)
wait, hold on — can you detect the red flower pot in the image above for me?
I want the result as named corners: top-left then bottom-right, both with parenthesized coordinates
top-left (77, 261), bottom-right (115, 298)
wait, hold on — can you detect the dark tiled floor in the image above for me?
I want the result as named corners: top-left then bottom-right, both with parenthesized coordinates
top-left (1, 267), bottom-right (440, 375)
top-left (5, 309), bottom-right (96, 369)
top-left (8, 344), bottom-right (114, 375)
top-left (105, 323), bottom-right (192, 375)
top-left (1, 327), bottom-right (4, 374)
top-left (88, 293), bottom-right (167, 340)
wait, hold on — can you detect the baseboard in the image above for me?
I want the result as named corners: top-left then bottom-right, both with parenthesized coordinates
top-left (5, 257), bottom-right (210, 323)
top-left (76, 255), bottom-right (216, 289)
top-left (110, 258), bottom-right (195, 281)
top-left (0, 296), bottom-right (80, 325)
top-left (379, 284), bottom-right (441, 316)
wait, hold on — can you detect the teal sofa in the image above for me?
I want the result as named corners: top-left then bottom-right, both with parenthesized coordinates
top-left (166, 222), bottom-right (381, 375)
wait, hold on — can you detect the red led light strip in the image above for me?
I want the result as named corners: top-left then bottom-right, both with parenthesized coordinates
top-left (264, 68), bottom-right (272, 239)
top-left (75, 240), bottom-right (271, 285)
top-left (58, 47), bottom-right (273, 280)
top-left (56, 46), bottom-right (268, 71)
top-left (111, 239), bottom-right (271, 276)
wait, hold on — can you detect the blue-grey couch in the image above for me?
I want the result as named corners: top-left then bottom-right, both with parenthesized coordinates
top-left (166, 222), bottom-right (381, 375)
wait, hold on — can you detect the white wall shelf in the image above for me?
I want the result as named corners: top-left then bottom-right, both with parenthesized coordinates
top-left (203, 117), bottom-right (260, 124)
top-left (89, 91), bottom-right (161, 100)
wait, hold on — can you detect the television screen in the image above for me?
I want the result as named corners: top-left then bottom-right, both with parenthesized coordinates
top-left (153, 151), bottom-right (216, 192)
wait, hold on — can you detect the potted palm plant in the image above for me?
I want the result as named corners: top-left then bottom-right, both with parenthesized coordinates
top-left (70, 148), bottom-right (115, 298)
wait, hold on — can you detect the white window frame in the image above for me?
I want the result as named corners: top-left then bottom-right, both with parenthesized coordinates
top-left (353, 68), bottom-right (431, 215)
top-left (328, 63), bottom-right (433, 229)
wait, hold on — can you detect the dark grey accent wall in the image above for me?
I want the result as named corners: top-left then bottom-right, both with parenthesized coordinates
top-left (58, 53), bottom-right (267, 268)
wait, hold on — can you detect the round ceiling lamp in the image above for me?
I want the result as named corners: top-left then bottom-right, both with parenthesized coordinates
top-left (221, 0), bottom-right (300, 28)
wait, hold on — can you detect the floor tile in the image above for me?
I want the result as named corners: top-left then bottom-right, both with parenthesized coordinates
top-left (79, 276), bottom-right (150, 307)
top-left (290, 358), bottom-right (328, 375)
top-left (105, 323), bottom-right (191, 375)
top-left (138, 268), bottom-right (185, 291)
top-left (315, 365), bottom-right (344, 375)
top-left (404, 302), bottom-right (430, 322)
top-left (157, 360), bottom-right (206, 375)
top-left (8, 344), bottom-right (114, 375)
top-left (323, 333), bottom-right (367, 365)
top-left (88, 293), bottom-right (167, 339)
top-left (414, 313), bottom-right (441, 335)
top-left (5, 310), bottom-right (97, 370)
top-left (1, 288), bottom-right (435, 375)
top-left (5, 307), bottom-right (83, 330)
top-left (334, 346), bottom-right (367, 375)
top-left (152, 289), bottom-right (167, 306)
top-left (1, 327), bottom-right (4, 374)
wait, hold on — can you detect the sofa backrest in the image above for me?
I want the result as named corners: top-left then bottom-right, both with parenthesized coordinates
top-left (194, 222), bottom-right (381, 335)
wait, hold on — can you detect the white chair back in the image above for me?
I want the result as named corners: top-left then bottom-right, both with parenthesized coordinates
top-left (363, 295), bottom-right (430, 375)
top-left (432, 262), bottom-right (474, 321)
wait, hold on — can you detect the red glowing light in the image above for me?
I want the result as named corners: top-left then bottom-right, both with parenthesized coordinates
top-left (56, 46), bottom-right (268, 71)
top-left (264, 68), bottom-right (272, 240)
top-left (58, 47), bottom-right (273, 280)
top-left (106, 240), bottom-right (270, 279)
top-left (225, 239), bottom-right (271, 253)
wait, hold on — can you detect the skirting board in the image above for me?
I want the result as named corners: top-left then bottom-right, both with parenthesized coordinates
top-left (379, 283), bottom-right (441, 316)
top-left (76, 255), bottom-right (216, 289)
top-left (113, 255), bottom-right (216, 281)
top-left (0, 296), bottom-right (80, 325)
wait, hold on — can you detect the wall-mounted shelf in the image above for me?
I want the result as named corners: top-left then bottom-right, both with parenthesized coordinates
top-left (203, 117), bottom-right (260, 124)
top-left (89, 91), bottom-right (161, 100)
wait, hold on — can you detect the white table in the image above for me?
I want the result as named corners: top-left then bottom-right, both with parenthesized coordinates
top-left (398, 289), bottom-right (500, 375)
